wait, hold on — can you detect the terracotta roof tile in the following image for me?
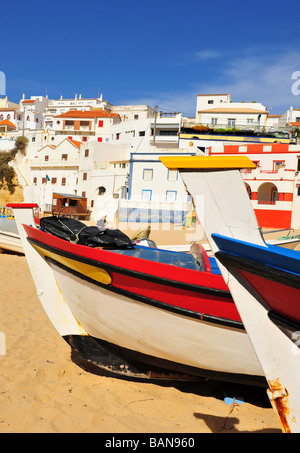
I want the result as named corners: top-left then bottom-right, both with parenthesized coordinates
top-left (68, 138), bottom-right (81, 148)
top-left (0, 119), bottom-right (16, 128)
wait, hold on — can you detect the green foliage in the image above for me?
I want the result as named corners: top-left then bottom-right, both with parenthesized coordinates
top-left (213, 128), bottom-right (226, 134)
top-left (294, 128), bottom-right (300, 138)
top-left (213, 128), bottom-right (240, 135)
top-left (0, 136), bottom-right (28, 193)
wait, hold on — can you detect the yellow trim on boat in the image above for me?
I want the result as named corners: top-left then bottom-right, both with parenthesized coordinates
top-left (159, 156), bottom-right (257, 170)
top-left (32, 243), bottom-right (112, 285)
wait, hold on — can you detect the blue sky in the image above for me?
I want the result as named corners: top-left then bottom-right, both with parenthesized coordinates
top-left (2, 0), bottom-right (300, 115)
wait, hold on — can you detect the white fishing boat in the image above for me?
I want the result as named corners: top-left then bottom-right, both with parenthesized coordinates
top-left (160, 155), bottom-right (300, 433)
top-left (7, 202), bottom-right (266, 386)
top-left (0, 208), bottom-right (23, 253)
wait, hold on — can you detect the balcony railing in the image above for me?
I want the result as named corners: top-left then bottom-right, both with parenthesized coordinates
top-left (30, 159), bottom-right (79, 167)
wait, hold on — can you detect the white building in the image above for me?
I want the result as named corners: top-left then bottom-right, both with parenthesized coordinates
top-left (279, 106), bottom-right (300, 129)
top-left (209, 141), bottom-right (300, 229)
top-left (25, 137), bottom-right (81, 212)
top-left (44, 94), bottom-right (112, 129)
top-left (22, 138), bottom-right (131, 223)
top-left (119, 150), bottom-right (195, 225)
top-left (196, 93), bottom-right (268, 130)
top-left (16, 95), bottom-right (48, 137)
top-left (77, 141), bottom-right (130, 223)
top-left (110, 108), bottom-right (181, 150)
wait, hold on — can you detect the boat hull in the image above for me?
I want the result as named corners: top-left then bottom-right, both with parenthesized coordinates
top-left (0, 217), bottom-right (23, 253)
top-left (0, 230), bottom-right (23, 254)
top-left (23, 225), bottom-right (264, 385)
top-left (8, 204), bottom-right (265, 385)
top-left (49, 258), bottom-right (264, 383)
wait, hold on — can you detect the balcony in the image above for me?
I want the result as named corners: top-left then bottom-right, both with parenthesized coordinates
top-left (30, 158), bottom-right (79, 168)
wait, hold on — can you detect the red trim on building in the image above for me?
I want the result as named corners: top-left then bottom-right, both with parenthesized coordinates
top-left (254, 209), bottom-right (292, 228)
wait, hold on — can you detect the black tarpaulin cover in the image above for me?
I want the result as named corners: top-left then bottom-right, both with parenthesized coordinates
top-left (39, 216), bottom-right (133, 249)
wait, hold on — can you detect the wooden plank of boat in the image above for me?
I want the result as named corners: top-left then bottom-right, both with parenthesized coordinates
top-left (160, 155), bottom-right (300, 433)
top-left (7, 202), bottom-right (265, 386)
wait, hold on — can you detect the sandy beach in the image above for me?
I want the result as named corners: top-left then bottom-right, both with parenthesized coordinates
top-left (0, 247), bottom-right (282, 434)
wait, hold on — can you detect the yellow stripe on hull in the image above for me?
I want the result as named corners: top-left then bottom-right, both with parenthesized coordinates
top-left (32, 243), bottom-right (112, 285)
top-left (159, 155), bottom-right (257, 170)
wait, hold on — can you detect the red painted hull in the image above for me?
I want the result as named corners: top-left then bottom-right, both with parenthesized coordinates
top-left (24, 225), bottom-right (241, 324)
top-left (238, 269), bottom-right (300, 324)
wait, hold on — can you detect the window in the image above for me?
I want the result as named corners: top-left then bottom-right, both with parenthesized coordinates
top-left (296, 117), bottom-right (300, 122)
top-left (271, 187), bottom-right (278, 202)
top-left (159, 131), bottom-right (177, 136)
top-left (116, 133), bottom-right (120, 140)
top-left (82, 191), bottom-right (86, 197)
top-left (297, 187), bottom-right (300, 196)
top-left (97, 137), bottom-right (102, 142)
top-left (134, 114), bottom-right (139, 120)
top-left (273, 160), bottom-right (285, 172)
top-left (208, 100), bottom-right (214, 104)
top-left (98, 120), bottom-right (104, 127)
top-left (45, 155), bottom-right (49, 161)
top-left (142, 190), bottom-right (152, 201)
top-left (33, 177), bottom-right (37, 184)
top-left (51, 177), bottom-right (57, 184)
top-left (7, 114), bottom-right (10, 120)
top-left (61, 177), bottom-right (66, 186)
top-left (139, 131), bottom-right (145, 136)
top-left (247, 119), bottom-right (254, 125)
top-left (211, 118), bottom-right (218, 126)
top-left (61, 154), bottom-right (68, 161)
top-left (65, 120), bottom-right (74, 126)
top-left (143, 169), bottom-right (153, 181)
top-left (83, 172), bottom-right (87, 181)
top-left (84, 149), bottom-right (89, 157)
top-left (82, 137), bottom-right (88, 142)
top-left (228, 118), bottom-right (236, 127)
top-left (80, 121), bottom-right (89, 127)
top-left (0, 115), bottom-right (3, 120)
top-left (168, 170), bottom-right (178, 181)
top-left (166, 190), bottom-right (177, 202)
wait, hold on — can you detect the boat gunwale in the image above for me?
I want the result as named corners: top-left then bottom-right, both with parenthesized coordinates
top-left (28, 235), bottom-right (232, 299)
top-left (23, 224), bottom-right (228, 292)
top-left (46, 255), bottom-right (243, 330)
